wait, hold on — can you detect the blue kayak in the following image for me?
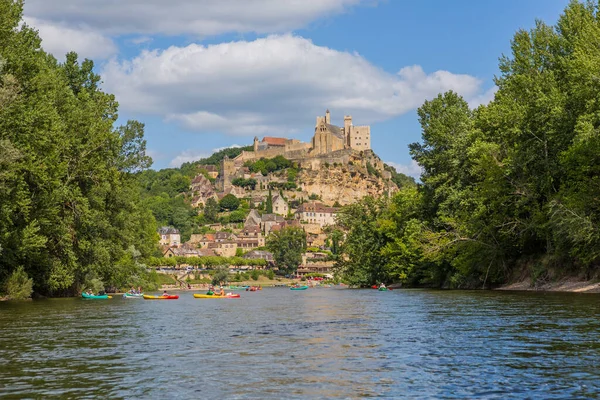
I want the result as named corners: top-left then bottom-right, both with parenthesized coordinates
top-left (290, 286), bottom-right (308, 290)
top-left (82, 293), bottom-right (109, 299)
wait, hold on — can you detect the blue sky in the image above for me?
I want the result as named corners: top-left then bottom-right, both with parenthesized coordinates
top-left (23, 0), bottom-right (570, 177)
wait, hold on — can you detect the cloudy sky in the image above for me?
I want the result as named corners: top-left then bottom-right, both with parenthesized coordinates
top-left (23, 0), bottom-right (570, 177)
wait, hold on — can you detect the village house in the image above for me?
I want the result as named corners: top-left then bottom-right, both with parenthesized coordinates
top-left (244, 209), bottom-right (261, 227)
top-left (200, 165), bottom-right (219, 179)
top-left (190, 174), bottom-right (216, 207)
top-left (158, 227), bottom-right (181, 246)
top-left (272, 194), bottom-right (289, 216)
top-left (237, 225), bottom-right (266, 247)
top-left (261, 213), bottom-right (286, 235)
top-left (295, 202), bottom-right (338, 227)
top-left (208, 240), bottom-right (238, 257)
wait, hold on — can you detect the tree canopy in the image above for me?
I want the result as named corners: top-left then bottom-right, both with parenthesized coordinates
top-left (0, 1), bottom-right (157, 296)
top-left (335, 1), bottom-right (600, 288)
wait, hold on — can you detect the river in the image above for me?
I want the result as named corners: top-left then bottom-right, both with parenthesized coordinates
top-left (1, 288), bottom-right (599, 399)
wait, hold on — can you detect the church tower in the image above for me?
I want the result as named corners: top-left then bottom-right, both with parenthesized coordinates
top-left (253, 136), bottom-right (259, 152)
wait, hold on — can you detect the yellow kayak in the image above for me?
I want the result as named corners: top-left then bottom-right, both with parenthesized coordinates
top-left (193, 293), bottom-right (240, 299)
top-left (143, 294), bottom-right (179, 300)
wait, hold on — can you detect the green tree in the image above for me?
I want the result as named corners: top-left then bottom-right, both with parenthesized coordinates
top-left (265, 188), bottom-right (273, 213)
top-left (219, 194), bottom-right (240, 211)
top-left (204, 198), bottom-right (219, 223)
top-left (0, 3), bottom-right (158, 296)
top-left (267, 226), bottom-right (306, 274)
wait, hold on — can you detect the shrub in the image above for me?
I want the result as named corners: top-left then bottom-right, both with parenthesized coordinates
top-left (250, 270), bottom-right (260, 281)
top-left (4, 266), bottom-right (33, 300)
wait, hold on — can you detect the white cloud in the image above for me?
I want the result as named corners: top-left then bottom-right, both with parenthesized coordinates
top-left (102, 35), bottom-right (487, 136)
top-left (386, 160), bottom-right (423, 179)
top-left (23, 17), bottom-right (117, 59)
top-left (24, 0), bottom-right (369, 37)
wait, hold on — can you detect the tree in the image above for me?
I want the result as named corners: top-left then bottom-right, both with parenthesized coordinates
top-left (267, 227), bottom-right (306, 274)
top-left (219, 194), bottom-right (240, 211)
top-left (204, 198), bottom-right (219, 223)
top-left (265, 189), bottom-right (273, 213)
top-left (211, 266), bottom-right (229, 285)
top-left (0, 3), bottom-right (164, 297)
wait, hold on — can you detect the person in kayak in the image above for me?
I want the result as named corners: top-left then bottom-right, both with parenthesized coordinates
top-left (379, 282), bottom-right (386, 289)
top-left (162, 290), bottom-right (169, 297)
top-left (215, 286), bottom-right (225, 296)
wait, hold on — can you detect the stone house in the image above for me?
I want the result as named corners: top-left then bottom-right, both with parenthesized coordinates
top-left (261, 214), bottom-right (285, 235)
top-left (208, 240), bottom-right (238, 257)
top-left (190, 174), bottom-right (217, 207)
top-left (295, 202), bottom-right (338, 227)
top-left (245, 209), bottom-right (262, 227)
top-left (272, 194), bottom-right (289, 216)
top-left (237, 225), bottom-right (266, 247)
top-left (158, 227), bottom-right (180, 246)
top-left (201, 165), bottom-right (219, 179)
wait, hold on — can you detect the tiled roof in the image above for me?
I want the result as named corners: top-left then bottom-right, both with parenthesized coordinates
top-left (261, 214), bottom-right (285, 222)
top-left (262, 137), bottom-right (287, 146)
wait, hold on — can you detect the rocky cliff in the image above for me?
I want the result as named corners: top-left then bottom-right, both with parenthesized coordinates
top-left (298, 164), bottom-right (397, 205)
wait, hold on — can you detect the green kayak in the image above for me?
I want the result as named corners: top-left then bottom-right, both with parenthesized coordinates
top-left (82, 293), bottom-right (110, 299)
top-left (378, 287), bottom-right (388, 291)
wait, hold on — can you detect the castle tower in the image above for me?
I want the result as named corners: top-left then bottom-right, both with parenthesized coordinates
top-left (253, 136), bottom-right (259, 152)
top-left (219, 155), bottom-right (236, 191)
top-left (325, 109), bottom-right (331, 124)
top-left (344, 115), bottom-right (352, 147)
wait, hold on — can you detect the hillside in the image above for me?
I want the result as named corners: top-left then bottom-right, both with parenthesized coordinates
top-left (136, 145), bottom-right (414, 240)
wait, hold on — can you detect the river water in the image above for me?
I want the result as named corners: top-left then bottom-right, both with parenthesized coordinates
top-left (1, 288), bottom-right (599, 399)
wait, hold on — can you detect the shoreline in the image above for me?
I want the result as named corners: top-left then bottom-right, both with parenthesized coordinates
top-left (496, 278), bottom-right (600, 293)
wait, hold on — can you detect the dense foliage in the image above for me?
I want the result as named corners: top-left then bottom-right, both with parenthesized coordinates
top-left (266, 226), bottom-right (306, 274)
top-left (336, 2), bottom-right (600, 287)
top-left (0, 1), bottom-right (157, 296)
top-left (244, 155), bottom-right (294, 175)
top-left (185, 146), bottom-right (252, 167)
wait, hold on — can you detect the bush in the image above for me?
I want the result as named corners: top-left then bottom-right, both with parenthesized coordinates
top-left (4, 266), bottom-right (33, 300)
top-left (250, 270), bottom-right (260, 281)
top-left (266, 270), bottom-right (275, 280)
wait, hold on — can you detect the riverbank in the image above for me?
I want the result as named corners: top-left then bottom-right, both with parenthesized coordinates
top-left (497, 278), bottom-right (600, 293)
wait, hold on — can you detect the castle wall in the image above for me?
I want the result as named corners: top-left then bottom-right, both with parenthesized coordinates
top-left (285, 140), bottom-right (311, 153)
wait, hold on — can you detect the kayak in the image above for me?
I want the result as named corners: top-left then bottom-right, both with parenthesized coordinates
top-left (378, 287), bottom-right (389, 291)
top-left (143, 294), bottom-right (179, 300)
top-left (82, 293), bottom-right (110, 299)
top-left (123, 293), bottom-right (144, 298)
top-left (193, 294), bottom-right (240, 299)
top-left (290, 286), bottom-right (308, 290)
top-left (226, 286), bottom-right (248, 290)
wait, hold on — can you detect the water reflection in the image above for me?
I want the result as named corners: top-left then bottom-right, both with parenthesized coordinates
top-left (0, 289), bottom-right (599, 398)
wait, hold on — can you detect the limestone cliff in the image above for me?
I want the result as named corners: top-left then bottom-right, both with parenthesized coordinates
top-left (298, 164), bottom-right (397, 205)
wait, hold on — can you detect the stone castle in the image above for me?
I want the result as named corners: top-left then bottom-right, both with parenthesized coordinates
top-left (218, 110), bottom-right (382, 190)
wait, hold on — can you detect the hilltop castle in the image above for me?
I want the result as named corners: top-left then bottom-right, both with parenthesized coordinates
top-left (249, 109), bottom-right (370, 158)
top-left (217, 110), bottom-right (382, 191)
